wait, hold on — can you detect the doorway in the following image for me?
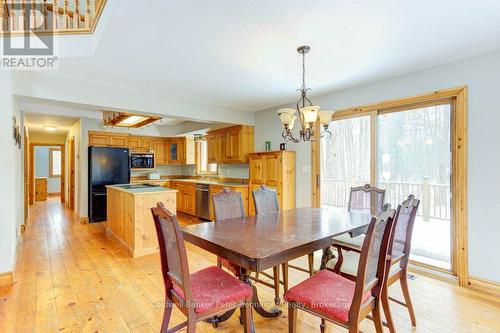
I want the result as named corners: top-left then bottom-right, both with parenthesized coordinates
top-left (29, 143), bottom-right (65, 205)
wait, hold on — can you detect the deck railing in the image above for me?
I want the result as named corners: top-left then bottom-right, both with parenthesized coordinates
top-left (0, 0), bottom-right (106, 34)
top-left (321, 178), bottom-right (451, 221)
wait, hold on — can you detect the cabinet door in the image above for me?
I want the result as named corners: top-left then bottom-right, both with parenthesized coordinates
top-left (207, 135), bottom-right (220, 164)
top-left (249, 155), bottom-right (265, 185)
top-left (264, 153), bottom-right (280, 186)
top-left (153, 139), bottom-right (167, 164)
top-left (178, 138), bottom-right (186, 164)
top-left (226, 129), bottom-right (241, 162)
top-left (129, 137), bottom-right (140, 150)
top-left (89, 133), bottom-right (111, 146)
top-left (186, 186), bottom-right (196, 214)
top-left (139, 138), bottom-right (152, 150)
top-left (110, 135), bottom-right (129, 147)
top-left (168, 140), bottom-right (180, 164)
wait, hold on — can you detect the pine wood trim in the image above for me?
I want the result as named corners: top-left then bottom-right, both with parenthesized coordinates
top-left (468, 276), bottom-right (500, 298)
top-left (0, 271), bottom-right (13, 287)
top-left (29, 142), bottom-right (65, 205)
top-left (80, 217), bottom-right (89, 224)
top-left (311, 86), bottom-right (468, 286)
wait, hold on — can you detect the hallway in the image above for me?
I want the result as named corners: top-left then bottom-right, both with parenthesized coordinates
top-left (1, 199), bottom-right (500, 332)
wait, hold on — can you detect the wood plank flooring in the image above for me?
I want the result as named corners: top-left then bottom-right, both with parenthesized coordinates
top-left (1, 198), bottom-right (499, 332)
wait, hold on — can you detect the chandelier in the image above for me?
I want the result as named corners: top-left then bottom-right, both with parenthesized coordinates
top-left (277, 46), bottom-right (334, 143)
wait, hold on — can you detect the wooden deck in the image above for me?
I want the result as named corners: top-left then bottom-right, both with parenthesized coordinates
top-left (1, 197), bottom-right (499, 332)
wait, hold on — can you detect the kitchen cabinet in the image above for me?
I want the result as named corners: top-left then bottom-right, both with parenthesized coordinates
top-left (248, 151), bottom-right (295, 216)
top-left (209, 184), bottom-right (249, 220)
top-left (87, 132), bottom-right (193, 164)
top-left (89, 131), bottom-right (129, 148)
top-left (153, 139), bottom-right (168, 165)
top-left (171, 181), bottom-right (196, 215)
top-left (167, 137), bottom-right (195, 165)
top-left (206, 125), bottom-right (254, 164)
top-left (129, 136), bottom-right (152, 151)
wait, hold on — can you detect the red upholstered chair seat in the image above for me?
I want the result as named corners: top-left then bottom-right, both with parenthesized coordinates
top-left (284, 270), bottom-right (372, 323)
top-left (173, 266), bottom-right (252, 314)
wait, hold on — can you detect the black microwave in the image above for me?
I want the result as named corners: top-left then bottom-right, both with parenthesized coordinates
top-left (130, 153), bottom-right (155, 169)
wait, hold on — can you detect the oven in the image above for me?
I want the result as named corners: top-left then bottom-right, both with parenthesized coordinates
top-left (130, 152), bottom-right (155, 169)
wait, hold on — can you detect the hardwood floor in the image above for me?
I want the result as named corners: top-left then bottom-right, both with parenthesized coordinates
top-left (1, 198), bottom-right (499, 333)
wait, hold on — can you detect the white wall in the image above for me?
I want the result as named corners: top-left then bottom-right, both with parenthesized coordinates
top-left (0, 73), bottom-right (22, 274)
top-left (255, 49), bottom-right (500, 283)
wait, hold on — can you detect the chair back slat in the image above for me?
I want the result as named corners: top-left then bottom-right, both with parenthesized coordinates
top-left (348, 184), bottom-right (385, 215)
top-left (212, 187), bottom-right (245, 221)
top-left (391, 195), bottom-right (420, 265)
top-left (350, 204), bottom-right (396, 317)
top-left (252, 185), bottom-right (280, 215)
top-left (151, 203), bottom-right (193, 301)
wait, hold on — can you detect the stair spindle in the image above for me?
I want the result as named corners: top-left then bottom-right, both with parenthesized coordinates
top-left (10, 0), bottom-right (16, 31)
top-left (0, 0), bottom-right (4, 32)
top-left (63, 0), bottom-right (68, 29)
top-left (73, 0), bottom-right (79, 29)
top-left (30, 0), bottom-right (36, 30)
top-left (84, 0), bottom-right (90, 28)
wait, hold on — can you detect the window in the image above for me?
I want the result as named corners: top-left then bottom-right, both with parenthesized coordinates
top-left (49, 148), bottom-right (62, 178)
top-left (196, 139), bottom-right (217, 174)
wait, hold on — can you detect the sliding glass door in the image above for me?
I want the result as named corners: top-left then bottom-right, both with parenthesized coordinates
top-left (320, 103), bottom-right (452, 271)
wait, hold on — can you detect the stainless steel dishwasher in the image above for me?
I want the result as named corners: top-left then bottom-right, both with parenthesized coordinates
top-left (195, 183), bottom-right (211, 220)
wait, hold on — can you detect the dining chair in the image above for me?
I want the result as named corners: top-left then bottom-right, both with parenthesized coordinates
top-left (285, 205), bottom-right (397, 333)
top-left (327, 195), bottom-right (420, 333)
top-left (252, 185), bottom-right (315, 305)
top-left (212, 188), bottom-right (246, 276)
top-left (331, 184), bottom-right (386, 249)
top-left (151, 202), bottom-right (253, 333)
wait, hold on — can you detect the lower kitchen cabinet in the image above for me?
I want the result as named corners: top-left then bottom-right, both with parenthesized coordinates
top-left (171, 182), bottom-right (196, 215)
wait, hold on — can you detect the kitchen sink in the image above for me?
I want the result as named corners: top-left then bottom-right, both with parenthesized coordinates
top-left (118, 184), bottom-right (161, 190)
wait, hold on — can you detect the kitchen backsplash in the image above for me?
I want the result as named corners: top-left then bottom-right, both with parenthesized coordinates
top-left (132, 164), bottom-right (249, 179)
top-left (131, 165), bottom-right (184, 177)
top-left (182, 164), bottom-right (249, 179)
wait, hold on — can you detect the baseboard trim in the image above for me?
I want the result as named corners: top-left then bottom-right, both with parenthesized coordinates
top-left (0, 271), bottom-right (13, 287)
top-left (80, 217), bottom-right (89, 224)
top-left (468, 276), bottom-right (500, 297)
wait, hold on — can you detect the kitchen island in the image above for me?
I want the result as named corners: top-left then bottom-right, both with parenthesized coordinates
top-left (106, 184), bottom-right (177, 257)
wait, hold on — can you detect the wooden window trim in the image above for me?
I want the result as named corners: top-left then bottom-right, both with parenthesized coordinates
top-left (195, 139), bottom-right (218, 176)
top-left (49, 148), bottom-right (62, 178)
top-left (311, 86), bottom-right (468, 287)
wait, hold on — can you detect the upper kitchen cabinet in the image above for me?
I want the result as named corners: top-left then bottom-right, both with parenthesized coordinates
top-left (89, 131), bottom-right (129, 148)
top-left (206, 125), bottom-right (254, 164)
top-left (166, 137), bottom-right (195, 165)
top-left (129, 136), bottom-right (153, 151)
top-left (153, 139), bottom-right (168, 165)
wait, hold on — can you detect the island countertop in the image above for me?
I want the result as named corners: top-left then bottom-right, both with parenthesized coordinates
top-left (106, 184), bottom-right (177, 195)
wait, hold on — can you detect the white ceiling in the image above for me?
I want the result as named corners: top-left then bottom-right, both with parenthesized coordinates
top-left (25, 113), bottom-right (79, 135)
top-left (53, 0), bottom-right (500, 111)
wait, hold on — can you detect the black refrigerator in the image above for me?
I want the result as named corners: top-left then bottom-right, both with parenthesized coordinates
top-left (88, 146), bottom-right (130, 223)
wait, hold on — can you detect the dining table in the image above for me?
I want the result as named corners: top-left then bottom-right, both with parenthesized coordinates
top-left (181, 207), bottom-right (373, 332)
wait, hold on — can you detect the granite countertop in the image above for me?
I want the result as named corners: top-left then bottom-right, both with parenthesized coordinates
top-left (106, 184), bottom-right (177, 195)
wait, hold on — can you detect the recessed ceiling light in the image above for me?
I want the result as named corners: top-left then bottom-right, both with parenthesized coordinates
top-left (118, 115), bottom-right (149, 126)
top-left (44, 126), bottom-right (57, 132)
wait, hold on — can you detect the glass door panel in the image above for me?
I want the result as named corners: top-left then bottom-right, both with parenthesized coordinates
top-left (320, 116), bottom-right (371, 209)
top-left (377, 104), bottom-right (452, 270)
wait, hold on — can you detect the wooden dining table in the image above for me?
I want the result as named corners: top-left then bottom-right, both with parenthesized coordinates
top-left (182, 207), bottom-right (372, 332)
